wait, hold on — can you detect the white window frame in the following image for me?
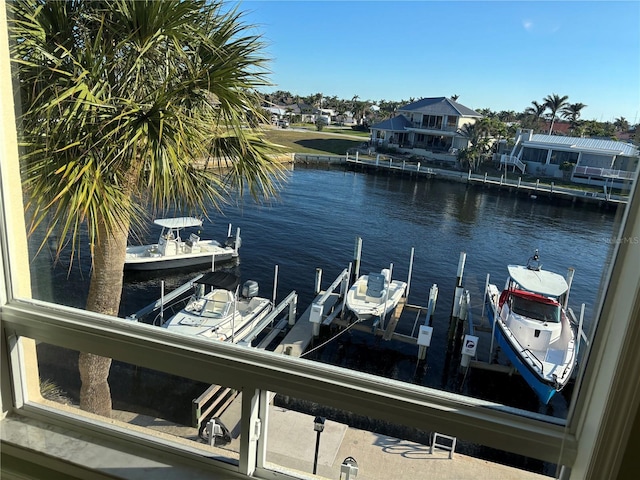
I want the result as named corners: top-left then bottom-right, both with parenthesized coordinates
top-left (2, 5), bottom-right (640, 479)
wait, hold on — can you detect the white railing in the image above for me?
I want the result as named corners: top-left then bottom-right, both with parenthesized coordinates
top-left (500, 154), bottom-right (526, 174)
top-left (573, 166), bottom-right (636, 180)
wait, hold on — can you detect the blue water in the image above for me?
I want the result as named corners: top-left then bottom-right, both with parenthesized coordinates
top-left (34, 165), bottom-right (621, 419)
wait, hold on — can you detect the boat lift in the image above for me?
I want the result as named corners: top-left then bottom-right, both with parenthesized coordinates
top-left (126, 266), bottom-right (299, 347)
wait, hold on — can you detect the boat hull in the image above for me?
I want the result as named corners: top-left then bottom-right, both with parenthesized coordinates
top-left (493, 322), bottom-right (559, 404)
top-left (485, 286), bottom-right (575, 404)
top-left (124, 242), bottom-right (236, 271)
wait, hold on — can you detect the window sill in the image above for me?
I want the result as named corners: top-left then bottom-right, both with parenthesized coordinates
top-left (0, 414), bottom-right (248, 480)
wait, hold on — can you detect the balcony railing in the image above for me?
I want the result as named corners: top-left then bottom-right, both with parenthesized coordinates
top-left (410, 123), bottom-right (458, 132)
top-left (573, 166), bottom-right (637, 180)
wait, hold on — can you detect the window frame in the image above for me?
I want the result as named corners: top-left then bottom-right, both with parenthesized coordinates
top-left (2, 5), bottom-right (640, 479)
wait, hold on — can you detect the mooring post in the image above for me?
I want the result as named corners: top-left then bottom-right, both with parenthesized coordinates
top-left (427, 284), bottom-right (438, 327)
top-left (459, 291), bottom-right (472, 369)
top-left (535, 179), bottom-right (539, 191)
top-left (564, 267), bottom-right (575, 310)
top-left (406, 247), bottom-right (415, 299)
top-left (376, 154), bottom-right (380, 166)
top-left (315, 268), bottom-right (323, 296)
top-left (500, 174), bottom-right (504, 186)
top-left (380, 263), bottom-right (393, 331)
top-left (351, 236), bottom-right (362, 284)
top-left (417, 284), bottom-right (438, 361)
top-left (518, 177), bottom-right (521, 188)
top-left (288, 295), bottom-right (297, 326)
top-left (272, 264), bottom-right (279, 306)
top-left (355, 151), bottom-right (359, 162)
top-left (449, 252), bottom-right (466, 340)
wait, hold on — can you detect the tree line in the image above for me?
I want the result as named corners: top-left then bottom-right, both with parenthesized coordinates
top-left (262, 90), bottom-right (635, 139)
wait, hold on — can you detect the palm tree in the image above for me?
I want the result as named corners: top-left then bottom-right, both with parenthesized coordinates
top-left (543, 94), bottom-right (569, 134)
top-left (561, 102), bottom-right (587, 132)
top-left (524, 101), bottom-right (547, 120)
top-left (614, 117), bottom-right (630, 132)
top-left (458, 120), bottom-right (493, 171)
top-left (10, 0), bottom-right (286, 417)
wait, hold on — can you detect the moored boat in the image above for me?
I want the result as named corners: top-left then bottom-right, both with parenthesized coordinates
top-left (159, 271), bottom-right (272, 343)
top-left (125, 217), bottom-right (240, 271)
top-left (346, 268), bottom-right (407, 322)
top-left (485, 250), bottom-right (577, 404)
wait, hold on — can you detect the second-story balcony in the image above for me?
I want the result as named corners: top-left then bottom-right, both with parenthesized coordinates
top-left (409, 122), bottom-right (458, 133)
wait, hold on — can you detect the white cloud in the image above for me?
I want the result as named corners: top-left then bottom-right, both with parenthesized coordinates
top-left (523, 20), bottom-right (534, 31)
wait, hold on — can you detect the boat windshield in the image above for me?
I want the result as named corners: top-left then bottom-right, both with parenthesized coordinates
top-left (509, 294), bottom-right (561, 323)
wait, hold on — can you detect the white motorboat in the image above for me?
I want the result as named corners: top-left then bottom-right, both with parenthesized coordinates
top-left (346, 268), bottom-right (407, 321)
top-left (160, 271), bottom-right (272, 343)
top-left (485, 250), bottom-right (578, 404)
top-left (125, 217), bottom-right (240, 271)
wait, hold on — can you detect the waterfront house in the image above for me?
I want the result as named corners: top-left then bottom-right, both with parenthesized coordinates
top-left (369, 97), bottom-right (483, 163)
top-left (502, 129), bottom-right (639, 189)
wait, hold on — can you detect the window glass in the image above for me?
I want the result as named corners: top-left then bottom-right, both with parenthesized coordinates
top-left (35, 341), bottom-right (241, 465)
top-left (522, 147), bottom-right (549, 164)
top-left (263, 393), bottom-right (557, 479)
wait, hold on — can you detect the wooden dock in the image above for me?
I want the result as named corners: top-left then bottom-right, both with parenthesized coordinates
top-left (345, 156), bottom-right (628, 207)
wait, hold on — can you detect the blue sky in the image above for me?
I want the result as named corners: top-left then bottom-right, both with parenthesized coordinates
top-left (238, 1), bottom-right (639, 123)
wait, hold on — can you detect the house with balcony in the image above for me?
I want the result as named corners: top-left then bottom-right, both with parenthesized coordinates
top-left (369, 97), bottom-right (483, 163)
top-left (502, 129), bottom-right (639, 190)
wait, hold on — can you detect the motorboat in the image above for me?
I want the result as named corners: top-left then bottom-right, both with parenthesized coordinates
top-left (346, 268), bottom-right (407, 322)
top-left (124, 217), bottom-right (240, 271)
top-left (159, 271), bottom-right (272, 343)
top-left (485, 250), bottom-right (577, 404)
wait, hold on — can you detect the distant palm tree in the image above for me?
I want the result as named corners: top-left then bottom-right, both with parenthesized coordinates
top-left (523, 101), bottom-right (547, 131)
top-left (561, 103), bottom-right (587, 133)
top-left (11, 0), bottom-right (286, 417)
top-left (544, 94), bottom-right (570, 134)
top-left (450, 94), bottom-right (460, 101)
top-left (614, 117), bottom-right (630, 132)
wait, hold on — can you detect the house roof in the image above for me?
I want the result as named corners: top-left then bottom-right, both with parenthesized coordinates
top-left (398, 97), bottom-right (482, 118)
top-left (370, 115), bottom-right (413, 131)
top-left (526, 134), bottom-right (639, 156)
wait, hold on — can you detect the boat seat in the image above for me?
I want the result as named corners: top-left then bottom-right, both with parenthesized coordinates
top-left (366, 273), bottom-right (386, 298)
top-left (204, 290), bottom-right (232, 318)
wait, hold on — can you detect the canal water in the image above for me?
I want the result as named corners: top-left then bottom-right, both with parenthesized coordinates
top-left (32, 165), bottom-right (623, 422)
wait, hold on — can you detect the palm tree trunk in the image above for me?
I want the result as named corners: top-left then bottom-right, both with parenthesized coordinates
top-left (79, 212), bottom-right (130, 417)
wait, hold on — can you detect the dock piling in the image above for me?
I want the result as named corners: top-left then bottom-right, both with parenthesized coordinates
top-left (449, 252), bottom-right (467, 340)
top-left (352, 236), bottom-right (362, 284)
top-left (314, 268), bottom-right (323, 295)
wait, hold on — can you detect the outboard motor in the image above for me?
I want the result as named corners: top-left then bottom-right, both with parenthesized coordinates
top-left (242, 280), bottom-right (259, 299)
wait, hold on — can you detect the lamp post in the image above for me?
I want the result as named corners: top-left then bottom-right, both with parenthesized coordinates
top-left (312, 416), bottom-right (325, 475)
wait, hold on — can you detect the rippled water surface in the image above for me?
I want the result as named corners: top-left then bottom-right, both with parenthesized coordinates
top-left (33, 165), bottom-right (623, 419)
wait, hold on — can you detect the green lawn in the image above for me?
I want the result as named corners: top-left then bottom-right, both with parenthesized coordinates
top-left (263, 128), bottom-right (364, 155)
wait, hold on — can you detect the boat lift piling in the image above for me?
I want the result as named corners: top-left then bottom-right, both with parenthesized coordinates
top-left (448, 252), bottom-right (467, 341)
top-left (416, 284), bottom-right (438, 361)
top-left (351, 236), bottom-right (363, 284)
top-left (380, 262), bottom-right (394, 331)
top-left (406, 247), bottom-right (415, 298)
top-left (564, 267), bottom-right (575, 310)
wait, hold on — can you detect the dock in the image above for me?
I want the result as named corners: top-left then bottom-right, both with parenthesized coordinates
top-left (344, 155), bottom-right (628, 207)
top-left (121, 245), bottom-right (572, 479)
